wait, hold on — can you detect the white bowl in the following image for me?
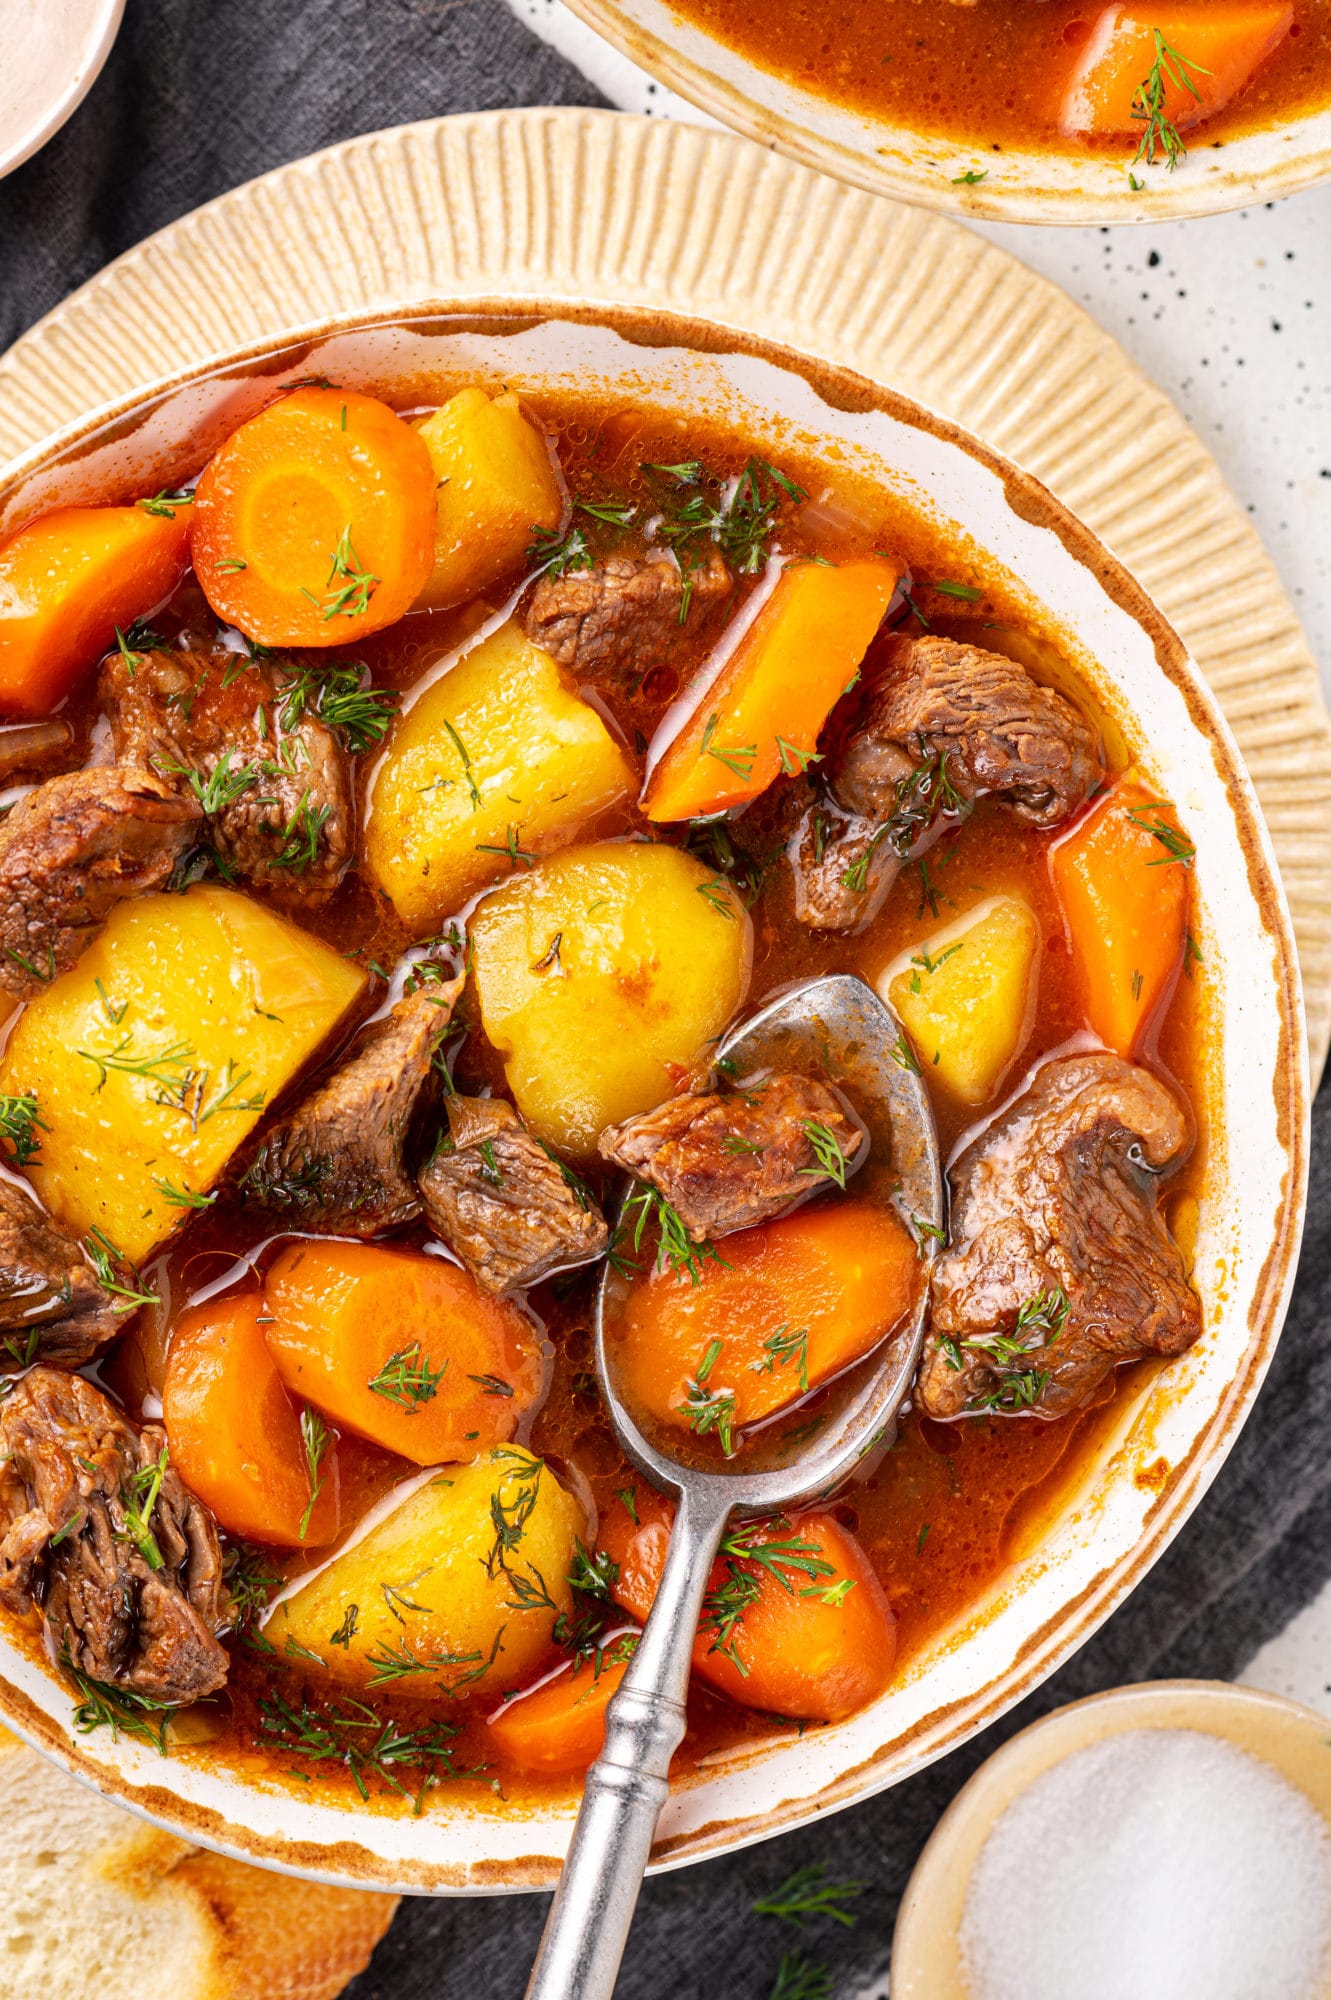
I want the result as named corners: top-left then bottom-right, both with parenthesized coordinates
top-left (0, 306), bottom-right (1308, 1891)
top-left (891, 1680), bottom-right (1331, 1996)
top-left (0, 0), bottom-right (124, 180)
top-left (561, 0), bottom-right (1331, 224)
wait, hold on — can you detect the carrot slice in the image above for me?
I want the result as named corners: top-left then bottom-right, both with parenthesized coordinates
top-left (1060, 5), bottom-right (1293, 143)
top-left (163, 1289), bottom-right (341, 1548)
top-left (1050, 775), bottom-right (1189, 1057)
top-left (643, 557), bottom-right (897, 823)
top-left (262, 1240), bottom-right (545, 1466)
top-left (609, 1200), bottom-right (918, 1447)
top-left (0, 499), bottom-right (192, 718)
top-left (600, 1488), bottom-right (895, 1721)
top-left (191, 387), bottom-right (436, 646)
top-left (486, 1644), bottom-right (636, 1775)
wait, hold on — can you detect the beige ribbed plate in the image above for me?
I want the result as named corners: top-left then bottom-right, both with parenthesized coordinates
top-left (0, 103), bottom-right (1326, 1077)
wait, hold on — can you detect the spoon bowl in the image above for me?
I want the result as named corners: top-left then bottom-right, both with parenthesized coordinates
top-left (526, 973), bottom-right (942, 1999)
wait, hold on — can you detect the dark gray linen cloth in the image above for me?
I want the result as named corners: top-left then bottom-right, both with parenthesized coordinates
top-left (2, 6), bottom-right (1327, 1993)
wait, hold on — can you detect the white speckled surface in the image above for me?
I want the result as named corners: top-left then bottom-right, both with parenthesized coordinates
top-left (507, 0), bottom-right (1331, 707)
top-left (508, 0), bottom-right (1331, 1752)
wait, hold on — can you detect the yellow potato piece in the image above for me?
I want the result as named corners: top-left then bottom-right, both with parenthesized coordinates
top-left (269, 1449), bottom-right (583, 1696)
top-left (0, 885), bottom-right (365, 1264)
top-left (470, 841), bottom-right (752, 1157)
top-left (365, 619), bottom-right (636, 934)
top-left (881, 894), bottom-right (1039, 1106)
top-left (414, 387), bottom-right (562, 610)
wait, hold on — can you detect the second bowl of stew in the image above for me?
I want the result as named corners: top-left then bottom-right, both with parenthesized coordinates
top-left (0, 306), bottom-right (1305, 1889)
top-left (560, 0), bottom-right (1331, 222)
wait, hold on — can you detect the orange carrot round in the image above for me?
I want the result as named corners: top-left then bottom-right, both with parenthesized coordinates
top-left (486, 1643), bottom-right (636, 1775)
top-left (262, 1240), bottom-right (545, 1465)
top-left (610, 1199), bottom-right (918, 1447)
top-left (191, 388), bottom-right (436, 646)
top-left (1050, 775), bottom-right (1189, 1057)
top-left (163, 1289), bottom-right (341, 1547)
top-left (644, 558), bottom-right (896, 823)
top-left (0, 499), bottom-right (193, 717)
top-left (600, 1488), bottom-right (896, 1721)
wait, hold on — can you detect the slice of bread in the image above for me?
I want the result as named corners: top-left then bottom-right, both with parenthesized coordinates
top-left (0, 1725), bottom-right (398, 1998)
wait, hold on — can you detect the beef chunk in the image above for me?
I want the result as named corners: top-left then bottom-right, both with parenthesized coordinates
top-left (788, 798), bottom-right (904, 933)
top-left (0, 1179), bottom-right (123, 1369)
top-left (239, 980), bottom-right (462, 1236)
top-left (419, 1096), bottom-right (609, 1294)
top-left (0, 1367), bottom-right (229, 1704)
top-left (917, 1052), bottom-right (1201, 1420)
top-left (0, 767), bottom-right (200, 998)
top-left (99, 644), bottom-right (353, 905)
top-left (834, 633), bottom-right (1100, 830)
top-left (523, 549), bottom-right (731, 681)
top-left (598, 1070), bottom-right (865, 1241)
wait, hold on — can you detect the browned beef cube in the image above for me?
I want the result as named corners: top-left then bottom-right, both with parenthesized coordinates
top-left (598, 1071), bottom-right (865, 1241)
top-left (238, 981), bottom-right (462, 1237)
top-left (418, 1096), bottom-right (609, 1295)
top-left (0, 1367), bottom-right (229, 1705)
top-left (99, 644), bottom-right (353, 905)
top-left (0, 1179), bottom-right (124, 1369)
top-left (918, 1052), bottom-right (1201, 1420)
top-left (524, 549), bottom-right (731, 681)
top-left (0, 767), bottom-right (200, 998)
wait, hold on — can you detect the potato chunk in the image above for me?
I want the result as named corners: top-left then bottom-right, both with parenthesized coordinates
top-left (413, 387), bottom-right (562, 611)
top-left (881, 894), bottom-right (1038, 1105)
top-left (365, 620), bottom-right (635, 933)
top-left (0, 884), bottom-right (365, 1263)
top-left (269, 1448), bottom-right (584, 1696)
top-left (470, 842), bottom-right (751, 1157)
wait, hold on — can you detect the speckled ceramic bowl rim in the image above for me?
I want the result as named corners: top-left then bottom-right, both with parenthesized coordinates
top-left (890, 1678), bottom-right (1331, 1995)
top-left (560, 0), bottom-right (1331, 225)
top-left (0, 300), bottom-right (1308, 1892)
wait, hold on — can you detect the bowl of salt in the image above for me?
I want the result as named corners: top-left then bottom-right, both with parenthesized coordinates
top-left (892, 1680), bottom-right (1331, 2000)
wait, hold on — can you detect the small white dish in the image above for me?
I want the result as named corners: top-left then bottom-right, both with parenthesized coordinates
top-left (892, 1680), bottom-right (1331, 1998)
top-left (0, 0), bottom-right (125, 180)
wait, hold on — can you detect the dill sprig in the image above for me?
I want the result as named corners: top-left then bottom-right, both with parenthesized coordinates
top-left (618, 1183), bottom-right (727, 1288)
top-left (367, 1342), bottom-right (447, 1413)
top-left (64, 1655), bottom-right (178, 1754)
top-left (120, 1445), bottom-right (169, 1571)
top-left (644, 455), bottom-right (806, 578)
top-left (701, 711), bottom-right (758, 784)
top-left (298, 1407), bottom-right (330, 1541)
top-left (0, 1092), bottom-right (45, 1166)
top-left (256, 1689), bottom-right (469, 1809)
top-left (527, 521), bottom-right (592, 578)
top-left (753, 1860), bottom-right (865, 1929)
top-left (224, 1543), bottom-right (283, 1626)
top-left (278, 661), bottom-right (399, 753)
top-left (83, 1228), bottom-right (159, 1313)
top-left (273, 794), bottom-right (332, 874)
top-left (799, 1119), bottom-right (850, 1189)
top-left (303, 524), bottom-right (378, 621)
top-left (1126, 796), bottom-right (1195, 867)
top-left (701, 1519), bottom-right (836, 1672)
top-left (768, 1949), bottom-right (833, 2000)
top-left (676, 1339), bottom-right (737, 1456)
top-left (1131, 30), bottom-right (1212, 172)
top-left (751, 1324), bottom-right (809, 1396)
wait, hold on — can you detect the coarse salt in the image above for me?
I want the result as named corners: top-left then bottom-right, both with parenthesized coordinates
top-left (960, 1726), bottom-right (1331, 2000)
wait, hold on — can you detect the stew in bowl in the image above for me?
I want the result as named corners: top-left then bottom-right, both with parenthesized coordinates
top-left (0, 316), bottom-right (1302, 1885)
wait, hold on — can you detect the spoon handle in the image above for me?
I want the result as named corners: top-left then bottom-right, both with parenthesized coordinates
top-left (525, 1483), bottom-right (734, 2000)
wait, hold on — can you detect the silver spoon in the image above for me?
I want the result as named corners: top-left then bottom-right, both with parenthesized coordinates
top-left (525, 973), bottom-right (943, 2000)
